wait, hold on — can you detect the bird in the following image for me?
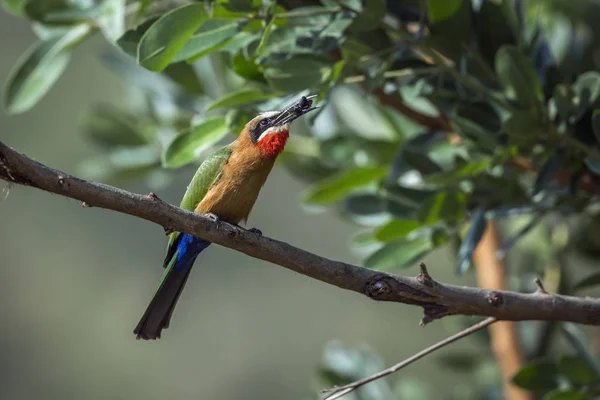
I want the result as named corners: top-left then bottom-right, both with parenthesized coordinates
top-left (134, 95), bottom-right (318, 340)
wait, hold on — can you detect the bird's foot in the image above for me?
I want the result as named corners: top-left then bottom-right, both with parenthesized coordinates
top-left (204, 212), bottom-right (221, 223)
top-left (246, 227), bottom-right (262, 236)
top-left (237, 226), bottom-right (262, 236)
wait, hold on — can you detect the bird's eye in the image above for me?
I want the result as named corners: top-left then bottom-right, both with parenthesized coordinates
top-left (259, 119), bottom-right (269, 128)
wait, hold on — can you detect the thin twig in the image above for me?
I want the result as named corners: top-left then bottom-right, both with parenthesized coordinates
top-left (342, 67), bottom-right (436, 84)
top-left (322, 317), bottom-right (498, 399)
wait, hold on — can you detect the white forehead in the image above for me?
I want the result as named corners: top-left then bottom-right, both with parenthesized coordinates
top-left (256, 111), bottom-right (279, 120)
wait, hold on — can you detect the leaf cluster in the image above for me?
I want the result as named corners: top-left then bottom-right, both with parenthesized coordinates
top-left (6, 0), bottom-right (600, 398)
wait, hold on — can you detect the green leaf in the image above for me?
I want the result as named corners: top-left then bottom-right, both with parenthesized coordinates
top-left (2, 0), bottom-right (26, 14)
top-left (137, 3), bottom-right (208, 71)
top-left (232, 52), bottom-right (264, 81)
top-left (544, 390), bottom-right (594, 400)
top-left (218, 31), bottom-right (261, 54)
top-left (349, 0), bottom-right (385, 31)
top-left (456, 209), bottom-right (486, 274)
top-left (303, 166), bottom-right (387, 206)
top-left (136, 0), bottom-right (150, 19)
top-left (98, 0), bottom-right (125, 42)
top-left (375, 219), bottom-right (422, 242)
top-left (254, 17), bottom-right (275, 56)
top-left (426, 0), bottom-right (463, 23)
top-left (503, 109), bottom-right (540, 140)
top-left (213, 0), bottom-right (259, 19)
top-left (321, 17), bottom-right (353, 38)
top-left (172, 19), bottom-right (248, 62)
top-left (352, 230), bottom-right (379, 247)
top-left (3, 23), bottom-right (90, 114)
top-left (343, 194), bottom-right (386, 217)
top-left (384, 185), bottom-right (436, 211)
top-left (473, 0), bottom-right (517, 66)
top-left (82, 104), bottom-right (148, 148)
top-left (115, 18), bottom-right (156, 58)
top-left (419, 191), bottom-right (467, 225)
top-left (495, 45), bottom-right (544, 109)
top-left (512, 359), bottom-right (559, 391)
top-left (264, 56), bottom-right (332, 92)
top-left (206, 89), bottom-right (280, 111)
top-left (219, 0), bottom-right (260, 13)
top-left (331, 86), bottom-right (398, 141)
top-left (162, 62), bottom-right (204, 95)
top-left (256, 26), bottom-right (313, 61)
top-left (424, 160), bottom-right (489, 185)
top-left (574, 272), bottom-right (600, 291)
top-left (24, 0), bottom-right (102, 24)
top-left (558, 356), bottom-right (599, 386)
top-left (402, 148), bottom-right (443, 174)
top-left (164, 117), bottom-right (229, 168)
top-left (573, 71), bottom-right (600, 121)
top-left (553, 84), bottom-right (577, 121)
top-left (451, 105), bottom-right (498, 153)
top-left (365, 236), bottom-right (433, 270)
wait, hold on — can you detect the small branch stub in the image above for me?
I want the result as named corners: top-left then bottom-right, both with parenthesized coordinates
top-left (535, 278), bottom-right (549, 294)
top-left (417, 262), bottom-right (434, 287)
top-left (148, 192), bottom-right (159, 201)
top-left (81, 202), bottom-right (92, 208)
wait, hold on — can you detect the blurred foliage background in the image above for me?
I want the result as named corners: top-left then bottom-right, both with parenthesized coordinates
top-left (4, 0), bottom-right (600, 399)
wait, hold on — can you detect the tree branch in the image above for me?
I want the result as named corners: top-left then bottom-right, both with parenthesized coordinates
top-left (322, 317), bottom-right (498, 400)
top-left (2, 140), bottom-right (600, 325)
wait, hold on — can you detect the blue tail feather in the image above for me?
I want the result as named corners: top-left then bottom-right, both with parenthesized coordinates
top-left (134, 233), bottom-right (211, 339)
top-left (174, 233), bottom-right (211, 271)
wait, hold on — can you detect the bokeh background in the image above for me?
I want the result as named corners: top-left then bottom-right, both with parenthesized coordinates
top-left (0, 9), bottom-right (481, 400)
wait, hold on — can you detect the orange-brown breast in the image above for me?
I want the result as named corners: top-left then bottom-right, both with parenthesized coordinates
top-left (195, 130), bottom-right (279, 224)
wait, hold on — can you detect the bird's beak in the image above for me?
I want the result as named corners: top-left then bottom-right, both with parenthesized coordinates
top-left (272, 94), bottom-right (319, 126)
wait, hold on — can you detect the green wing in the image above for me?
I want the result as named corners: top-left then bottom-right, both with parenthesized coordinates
top-left (179, 146), bottom-right (232, 212)
top-left (163, 146), bottom-right (232, 266)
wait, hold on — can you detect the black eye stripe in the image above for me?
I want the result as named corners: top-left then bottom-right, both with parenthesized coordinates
top-left (250, 117), bottom-right (272, 143)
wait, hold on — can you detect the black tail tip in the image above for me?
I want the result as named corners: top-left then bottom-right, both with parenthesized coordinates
top-left (134, 327), bottom-right (162, 340)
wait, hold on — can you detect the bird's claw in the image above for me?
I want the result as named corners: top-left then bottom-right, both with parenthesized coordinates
top-left (247, 227), bottom-right (262, 236)
top-left (205, 213), bottom-right (220, 223)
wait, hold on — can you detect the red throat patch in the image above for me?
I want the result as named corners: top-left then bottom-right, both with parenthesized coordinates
top-left (257, 131), bottom-right (289, 157)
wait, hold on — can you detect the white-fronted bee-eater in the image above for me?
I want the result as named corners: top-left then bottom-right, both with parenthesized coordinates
top-left (134, 95), bottom-right (318, 339)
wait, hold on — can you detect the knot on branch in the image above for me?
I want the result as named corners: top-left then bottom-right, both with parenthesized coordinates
top-left (365, 276), bottom-right (394, 299)
top-left (486, 291), bottom-right (504, 307)
top-left (57, 175), bottom-right (67, 188)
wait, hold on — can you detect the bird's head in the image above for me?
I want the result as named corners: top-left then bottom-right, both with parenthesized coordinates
top-left (243, 95), bottom-right (318, 157)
